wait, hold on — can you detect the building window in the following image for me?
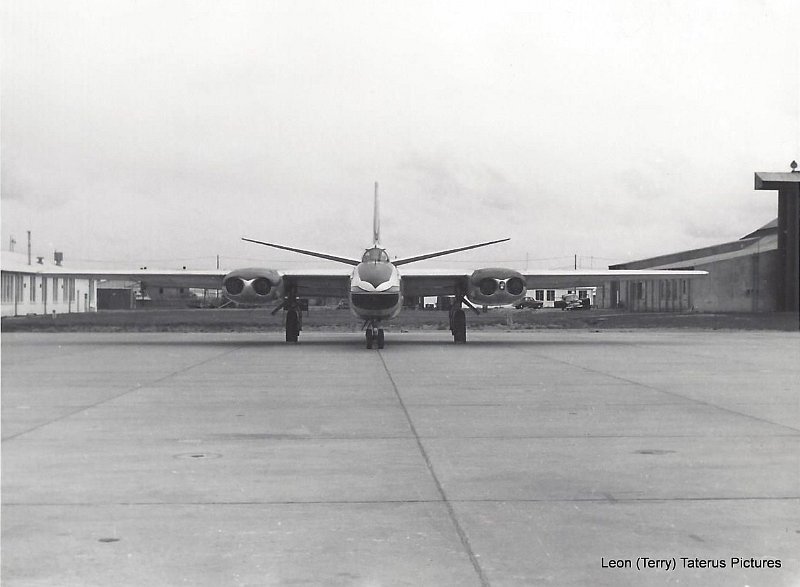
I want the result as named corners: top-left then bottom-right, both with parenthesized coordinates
top-left (69, 278), bottom-right (76, 302)
top-left (1, 273), bottom-right (13, 302)
top-left (53, 277), bottom-right (59, 302)
top-left (578, 289), bottom-right (588, 299)
top-left (29, 275), bottom-right (36, 302)
top-left (534, 290), bottom-right (544, 301)
top-left (546, 290), bottom-right (555, 301)
top-left (636, 282), bottom-right (644, 299)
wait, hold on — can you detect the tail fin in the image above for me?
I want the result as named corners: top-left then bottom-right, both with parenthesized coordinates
top-left (372, 181), bottom-right (381, 246)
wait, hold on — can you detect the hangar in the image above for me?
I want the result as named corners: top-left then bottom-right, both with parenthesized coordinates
top-left (598, 169), bottom-right (799, 314)
top-left (599, 219), bottom-right (777, 312)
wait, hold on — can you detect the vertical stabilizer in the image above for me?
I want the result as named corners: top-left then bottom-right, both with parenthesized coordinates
top-left (373, 181), bottom-right (381, 246)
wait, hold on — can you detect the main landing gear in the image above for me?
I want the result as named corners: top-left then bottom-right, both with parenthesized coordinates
top-left (286, 308), bottom-right (300, 343)
top-left (273, 286), bottom-right (302, 343)
top-left (449, 289), bottom-right (478, 344)
top-left (450, 307), bottom-right (466, 343)
top-left (365, 321), bottom-right (385, 349)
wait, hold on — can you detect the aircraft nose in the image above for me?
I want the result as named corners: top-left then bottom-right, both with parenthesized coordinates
top-left (356, 263), bottom-right (394, 287)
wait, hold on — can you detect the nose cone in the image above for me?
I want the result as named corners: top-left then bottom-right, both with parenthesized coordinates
top-left (356, 262), bottom-right (394, 288)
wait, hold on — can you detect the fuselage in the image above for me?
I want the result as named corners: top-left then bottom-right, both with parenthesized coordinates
top-left (349, 246), bottom-right (403, 320)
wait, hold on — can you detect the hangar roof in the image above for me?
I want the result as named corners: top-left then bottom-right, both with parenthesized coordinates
top-left (741, 218), bottom-right (778, 240)
top-left (610, 219), bottom-right (778, 271)
top-left (640, 234), bottom-right (777, 270)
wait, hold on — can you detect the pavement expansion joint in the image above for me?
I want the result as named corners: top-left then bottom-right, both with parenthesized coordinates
top-left (2, 344), bottom-right (248, 442)
top-left (6, 496), bottom-right (799, 507)
top-left (515, 346), bottom-right (800, 435)
top-left (413, 433), bottom-right (800, 439)
top-left (378, 351), bottom-right (491, 587)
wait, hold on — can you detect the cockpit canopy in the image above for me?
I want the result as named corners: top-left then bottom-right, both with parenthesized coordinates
top-left (362, 247), bottom-right (390, 263)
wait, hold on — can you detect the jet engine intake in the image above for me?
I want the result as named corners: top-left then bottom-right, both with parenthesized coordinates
top-left (222, 268), bottom-right (283, 305)
top-left (468, 268), bottom-right (527, 304)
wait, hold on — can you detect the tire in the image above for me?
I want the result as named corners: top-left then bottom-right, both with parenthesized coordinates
top-left (377, 329), bottom-right (385, 349)
top-left (286, 310), bottom-right (299, 343)
top-left (452, 309), bottom-right (466, 343)
top-left (366, 328), bottom-right (374, 349)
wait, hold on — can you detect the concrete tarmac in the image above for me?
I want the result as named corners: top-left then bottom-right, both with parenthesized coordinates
top-left (2, 330), bottom-right (799, 586)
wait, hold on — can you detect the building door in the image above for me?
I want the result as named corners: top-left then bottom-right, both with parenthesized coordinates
top-left (610, 281), bottom-right (620, 308)
top-left (678, 279), bottom-right (689, 310)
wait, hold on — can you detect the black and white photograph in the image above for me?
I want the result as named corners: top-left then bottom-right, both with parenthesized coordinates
top-left (2, 1), bottom-right (799, 585)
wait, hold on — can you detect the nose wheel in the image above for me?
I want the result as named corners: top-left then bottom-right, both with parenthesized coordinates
top-left (365, 322), bottom-right (385, 349)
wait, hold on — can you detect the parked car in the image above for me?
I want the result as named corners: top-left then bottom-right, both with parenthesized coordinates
top-left (561, 293), bottom-right (591, 310)
top-left (514, 297), bottom-right (544, 310)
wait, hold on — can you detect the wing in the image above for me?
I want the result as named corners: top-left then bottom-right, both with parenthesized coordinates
top-left (57, 267), bottom-right (352, 298)
top-left (400, 269), bottom-right (471, 297)
top-left (520, 269), bottom-right (707, 289)
top-left (54, 269), bottom-right (227, 289)
top-left (400, 268), bottom-right (707, 297)
top-left (280, 268), bottom-right (351, 297)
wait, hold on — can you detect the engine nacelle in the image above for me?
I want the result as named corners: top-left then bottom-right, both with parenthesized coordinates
top-left (222, 268), bottom-right (283, 305)
top-left (467, 268), bottom-right (527, 305)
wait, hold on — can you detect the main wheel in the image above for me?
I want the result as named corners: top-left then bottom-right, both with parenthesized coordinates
top-left (366, 328), bottom-right (374, 349)
top-left (286, 310), bottom-right (299, 343)
top-left (377, 328), bottom-right (385, 349)
top-left (452, 309), bottom-right (466, 343)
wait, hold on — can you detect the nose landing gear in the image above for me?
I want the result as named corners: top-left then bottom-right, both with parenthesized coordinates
top-left (364, 321), bottom-right (385, 349)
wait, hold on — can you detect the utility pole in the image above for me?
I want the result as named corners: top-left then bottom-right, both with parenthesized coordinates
top-left (27, 231), bottom-right (31, 265)
top-left (574, 254), bottom-right (577, 270)
top-left (216, 255), bottom-right (220, 269)
top-left (525, 252), bottom-right (529, 271)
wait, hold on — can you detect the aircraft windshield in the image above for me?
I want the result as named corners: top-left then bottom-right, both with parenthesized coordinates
top-left (362, 247), bottom-right (390, 263)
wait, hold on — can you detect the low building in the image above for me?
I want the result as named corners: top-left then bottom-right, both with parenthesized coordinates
top-left (600, 219), bottom-right (779, 312)
top-left (526, 287), bottom-right (596, 308)
top-left (96, 280), bottom-right (138, 310)
top-left (1, 252), bottom-right (98, 317)
top-left (426, 287), bottom-right (597, 310)
top-left (144, 285), bottom-right (197, 307)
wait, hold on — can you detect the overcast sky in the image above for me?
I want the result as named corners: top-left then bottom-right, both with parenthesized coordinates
top-left (2, 0), bottom-right (798, 271)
